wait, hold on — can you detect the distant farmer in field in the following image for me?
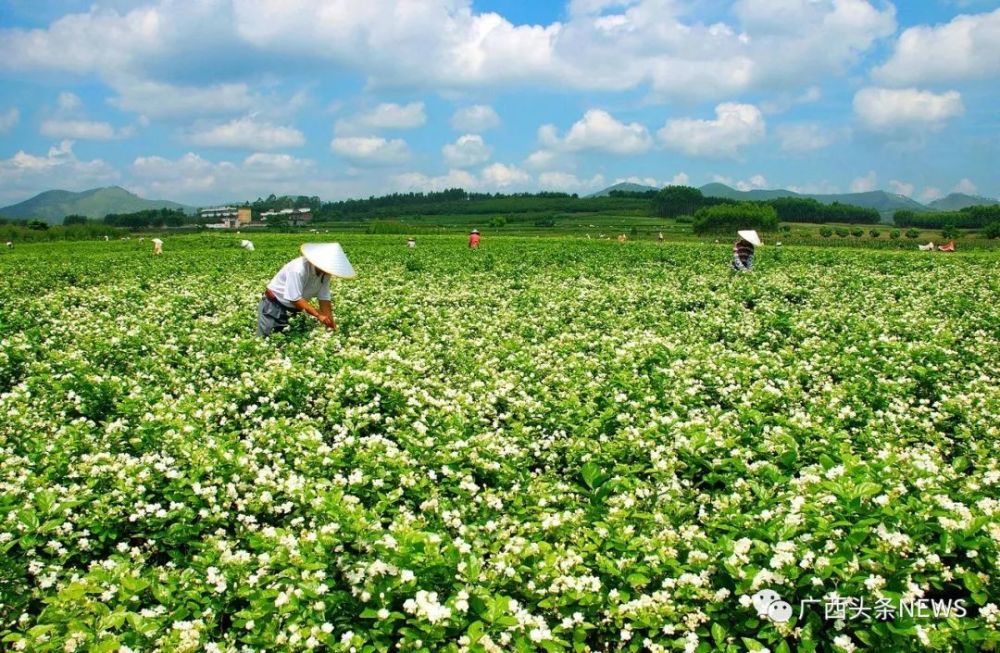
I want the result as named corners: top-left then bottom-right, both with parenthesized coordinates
top-left (257, 243), bottom-right (355, 337)
top-left (657, 231), bottom-right (664, 244)
top-left (407, 238), bottom-right (416, 249)
top-left (469, 229), bottom-right (481, 249)
top-left (732, 230), bottom-right (761, 272)
top-left (240, 239), bottom-right (255, 251)
top-left (152, 238), bottom-right (163, 255)
top-left (618, 233), bottom-right (627, 244)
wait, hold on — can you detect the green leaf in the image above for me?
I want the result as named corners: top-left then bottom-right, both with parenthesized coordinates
top-left (120, 576), bottom-right (149, 594)
top-left (741, 637), bottom-right (766, 651)
top-left (580, 463), bottom-right (608, 490)
top-left (17, 508), bottom-right (39, 530)
top-left (485, 596), bottom-right (510, 624)
top-left (847, 527), bottom-right (868, 546)
top-left (59, 583), bottom-right (90, 601)
top-left (711, 622), bottom-right (726, 645)
top-left (34, 490), bottom-right (57, 514)
top-left (626, 573), bottom-right (649, 588)
top-left (963, 572), bottom-right (983, 593)
top-left (855, 482), bottom-right (880, 498)
top-left (90, 636), bottom-right (121, 653)
top-left (99, 612), bottom-right (126, 630)
top-left (466, 621), bottom-right (484, 642)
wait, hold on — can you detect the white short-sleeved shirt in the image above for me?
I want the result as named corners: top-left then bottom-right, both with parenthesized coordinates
top-left (267, 256), bottom-right (331, 307)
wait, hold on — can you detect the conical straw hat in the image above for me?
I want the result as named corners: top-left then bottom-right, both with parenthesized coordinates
top-left (737, 230), bottom-right (762, 246)
top-left (300, 242), bottom-right (356, 278)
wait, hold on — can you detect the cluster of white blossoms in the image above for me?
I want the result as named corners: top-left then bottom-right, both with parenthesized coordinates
top-left (403, 590), bottom-right (452, 625)
top-left (1, 234), bottom-right (998, 651)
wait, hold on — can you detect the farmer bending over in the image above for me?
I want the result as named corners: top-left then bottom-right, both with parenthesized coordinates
top-left (732, 230), bottom-right (762, 272)
top-left (257, 243), bottom-right (355, 337)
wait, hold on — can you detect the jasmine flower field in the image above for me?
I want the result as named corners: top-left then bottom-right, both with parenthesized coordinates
top-left (1, 234), bottom-right (998, 653)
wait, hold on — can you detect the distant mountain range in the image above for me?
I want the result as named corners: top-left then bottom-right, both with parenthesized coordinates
top-left (0, 186), bottom-right (192, 224)
top-left (926, 193), bottom-right (1000, 211)
top-left (588, 182), bottom-right (660, 197)
top-left (589, 182), bottom-right (998, 218)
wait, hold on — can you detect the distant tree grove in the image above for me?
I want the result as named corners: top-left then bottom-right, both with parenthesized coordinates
top-left (894, 205), bottom-right (1000, 230)
top-left (692, 202), bottom-right (779, 234)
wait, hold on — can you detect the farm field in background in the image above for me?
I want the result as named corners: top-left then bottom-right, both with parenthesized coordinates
top-left (304, 216), bottom-right (999, 249)
top-left (1, 234), bottom-right (998, 652)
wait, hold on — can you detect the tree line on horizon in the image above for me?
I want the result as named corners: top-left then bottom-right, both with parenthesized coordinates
top-left (2, 186), bottom-right (998, 237)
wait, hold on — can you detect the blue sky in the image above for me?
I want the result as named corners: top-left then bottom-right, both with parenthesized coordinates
top-left (0, 0), bottom-right (997, 207)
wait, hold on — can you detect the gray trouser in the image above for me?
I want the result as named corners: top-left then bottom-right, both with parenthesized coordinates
top-left (256, 295), bottom-right (299, 337)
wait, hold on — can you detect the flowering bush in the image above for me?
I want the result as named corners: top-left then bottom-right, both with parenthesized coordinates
top-left (1, 234), bottom-right (998, 652)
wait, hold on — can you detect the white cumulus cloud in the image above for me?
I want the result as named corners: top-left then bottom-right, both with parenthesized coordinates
top-left (953, 178), bottom-right (978, 195)
top-left (613, 173), bottom-right (690, 188)
top-left (540, 109), bottom-right (652, 155)
top-left (888, 179), bottom-right (915, 197)
top-left (875, 9), bottom-right (1000, 85)
top-left (776, 123), bottom-right (838, 153)
top-left (57, 92), bottom-right (82, 111)
top-left (0, 140), bottom-right (119, 204)
top-left (0, 0), bottom-right (897, 104)
top-left (40, 119), bottom-right (129, 140)
top-left (451, 105), bottom-right (501, 132)
top-left (392, 169), bottom-right (480, 193)
top-left (736, 174), bottom-right (769, 191)
top-left (130, 150), bottom-right (322, 202)
top-left (659, 103), bottom-right (765, 158)
top-left (108, 79), bottom-right (258, 120)
top-left (330, 136), bottom-right (411, 166)
top-left (853, 87), bottom-right (964, 132)
top-left (850, 170), bottom-right (878, 193)
top-left (523, 149), bottom-right (560, 171)
top-left (335, 102), bottom-right (426, 135)
top-left (481, 163), bottom-right (531, 188)
top-left (920, 186), bottom-right (943, 203)
top-left (187, 117), bottom-right (305, 150)
top-left (392, 163), bottom-right (530, 192)
top-left (442, 134), bottom-right (492, 168)
top-left (538, 171), bottom-right (606, 193)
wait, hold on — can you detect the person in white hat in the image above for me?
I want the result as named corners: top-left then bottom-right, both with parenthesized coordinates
top-left (468, 229), bottom-right (481, 249)
top-left (152, 238), bottom-right (163, 255)
top-left (257, 243), bottom-right (355, 337)
top-left (240, 239), bottom-right (255, 252)
top-left (732, 230), bottom-right (761, 272)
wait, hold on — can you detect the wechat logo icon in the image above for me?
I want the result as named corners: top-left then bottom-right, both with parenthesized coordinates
top-left (752, 589), bottom-right (795, 624)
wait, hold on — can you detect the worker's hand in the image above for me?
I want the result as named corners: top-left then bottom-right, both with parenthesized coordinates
top-left (318, 314), bottom-right (337, 330)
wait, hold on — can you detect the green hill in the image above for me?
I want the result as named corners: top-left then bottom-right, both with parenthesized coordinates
top-left (927, 193), bottom-right (1000, 211)
top-left (698, 183), bottom-right (798, 202)
top-left (588, 182), bottom-right (659, 197)
top-left (0, 186), bottom-right (192, 224)
top-left (699, 183), bottom-right (928, 220)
